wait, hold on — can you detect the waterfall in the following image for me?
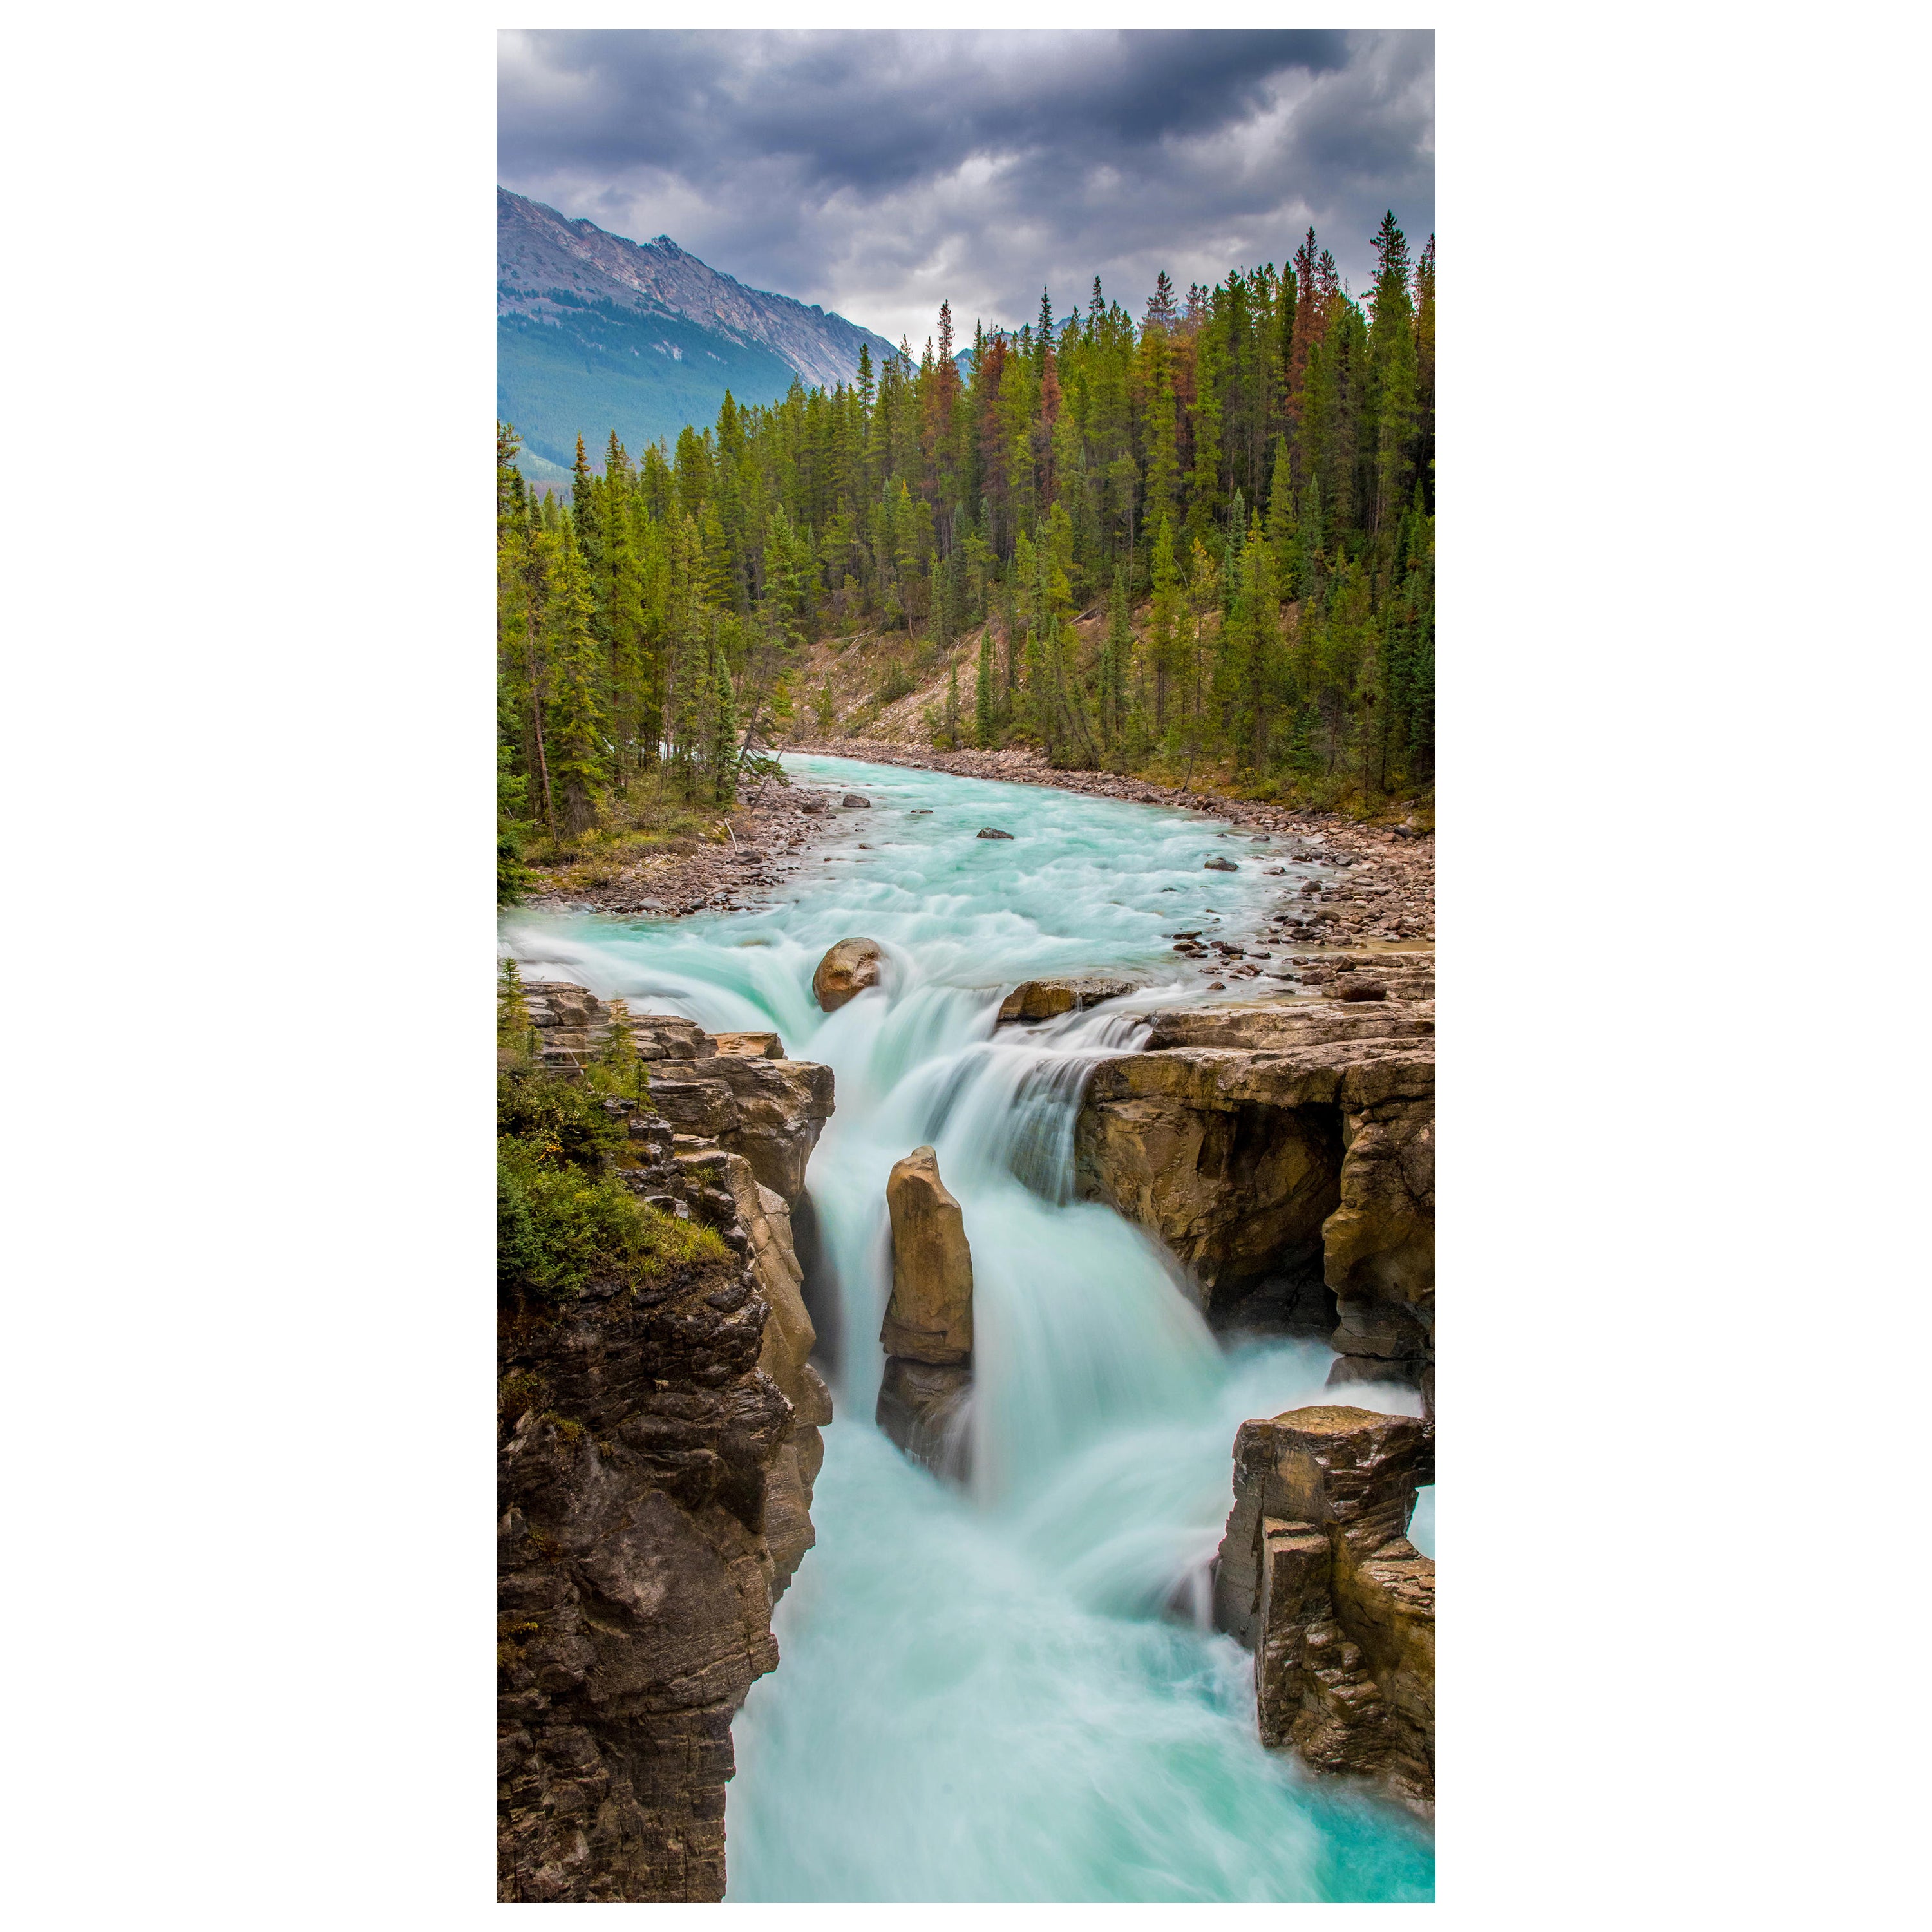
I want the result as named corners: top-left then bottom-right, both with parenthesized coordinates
top-left (503, 753), bottom-right (1433, 1902)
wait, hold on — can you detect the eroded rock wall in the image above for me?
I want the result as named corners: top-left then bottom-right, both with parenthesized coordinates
top-left (499, 984), bottom-right (834, 1900)
top-left (1213, 1405), bottom-right (1435, 1812)
top-left (1074, 997), bottom-right (1434, 1390)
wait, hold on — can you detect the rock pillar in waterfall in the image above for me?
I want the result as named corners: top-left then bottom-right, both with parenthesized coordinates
top-left (1213, 1404), bottom-right (1435, 1814)
top-left (875, 1144), bottom-right (974, 1476)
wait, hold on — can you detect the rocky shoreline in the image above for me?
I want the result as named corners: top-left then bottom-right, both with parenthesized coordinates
top-left (786, 737), bottom-right (1436, 948)
top-left (521, 739), bottom-right (1434, 956)
top-left (520, 781), bottom-right (858, 921)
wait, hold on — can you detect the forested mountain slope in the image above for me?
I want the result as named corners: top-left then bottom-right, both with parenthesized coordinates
top-left (497, 214), bottom-right (1435, 889)
top-left (498, 188), bottom-right (898, 488)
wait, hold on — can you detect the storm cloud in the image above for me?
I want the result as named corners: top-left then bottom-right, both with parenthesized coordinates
top-left (498, 29), bottom-right (1434, 349)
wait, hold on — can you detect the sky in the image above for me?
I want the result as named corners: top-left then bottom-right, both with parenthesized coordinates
top-left (497, 28), bottom-right (1434, 351)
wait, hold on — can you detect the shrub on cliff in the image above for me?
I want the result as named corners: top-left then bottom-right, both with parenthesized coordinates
top-left (496, 1066), bottom-right (624, 1170)
top-left (497, 1145), bottom-right (724, 1303)
top-left (497, 1065), bottom-right (725, 1303)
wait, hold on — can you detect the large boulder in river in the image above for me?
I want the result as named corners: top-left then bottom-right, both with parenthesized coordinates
top-left (811, 936), bottom-right (885, 1011)
top-left (1213, 1405), bottom-right (1434, 1814)
top-left (880, 1146), bottom-right (974, 1363)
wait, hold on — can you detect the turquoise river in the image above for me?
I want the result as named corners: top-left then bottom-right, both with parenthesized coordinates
top-left (501, 752), bottom-right (1435, 1904)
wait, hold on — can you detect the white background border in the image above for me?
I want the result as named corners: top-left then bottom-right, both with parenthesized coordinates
top-left (3, 3), bottom-right (1924, 1924)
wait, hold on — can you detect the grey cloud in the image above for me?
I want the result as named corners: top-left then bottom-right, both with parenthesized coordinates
top-left (498, 29), bottom-right (1432, 346)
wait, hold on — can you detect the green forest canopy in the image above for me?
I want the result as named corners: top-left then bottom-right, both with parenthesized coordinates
top-left (497, 214), bottom-right (1434, 862)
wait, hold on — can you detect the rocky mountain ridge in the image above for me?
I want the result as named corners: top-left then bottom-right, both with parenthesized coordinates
top-left (498, 188), bottom-right (899, 480)
top-left (499, 188), bottom-right (896, 391)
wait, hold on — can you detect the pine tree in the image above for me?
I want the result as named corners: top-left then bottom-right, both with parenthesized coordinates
top-left (599, 432), bottom-right (650, 781)
top-left (497, 954), bottom-right (530, 1046)
top-left (542, 525), bottom-right (607, 839)
top-left (974, 629), bottom-right (997, 748)
top-left (600, 996), bottom-right (638, 1085)
top-left (1367, 212), bottom-right (1419, 533)
top-left (1413, 235), bottom-right (1436, 511)
top-left (571, 434), bottom-right (601, 571)
top-left (1149, 516), bottom-right (1182, 730)
top-left (708, 630), bottom-right (738, 805)
top-left (1265, 436), bottom-right (1296, 591)
top-left (1100, 565), bottom-right (1132, 752)
top-left (1142, 335), bottom-right (1181, 536)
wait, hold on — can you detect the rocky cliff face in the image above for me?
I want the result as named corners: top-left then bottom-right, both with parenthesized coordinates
top-left (498, 983), bottom-right (833, 1901)
top-left (1213, 1406), bottom-right (1434, 1812)
top-left (498, 188), bottom-right (896, 393)
top-left (1074, 989), bottom-right (1434, 1401)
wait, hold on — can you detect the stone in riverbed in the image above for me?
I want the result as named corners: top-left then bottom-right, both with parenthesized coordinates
top-left (976, 826), bottom-right (1014, 839)
top-left (996, 976), bottom-right (1138, 1023)
top-left (877, 1145), bottom-right (977, 1476)
top-left (811, 936), bottom-right (885, 1010)
top-left (841, 793), bottom-right (871, 807)
top-left (880, 1145), bottom-right (974, 1363)
top-left (1205, 855), bottom-right (1238, 871)
top-left (875, 1359), bottom-right (972, 1478)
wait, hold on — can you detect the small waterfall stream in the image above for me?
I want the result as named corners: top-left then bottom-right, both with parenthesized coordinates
top-left (502, 753), bottom-right (1434, 1902)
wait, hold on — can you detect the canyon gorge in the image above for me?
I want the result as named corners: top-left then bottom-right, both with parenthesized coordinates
top-left (498, 753), bottom-right (1435, 1902)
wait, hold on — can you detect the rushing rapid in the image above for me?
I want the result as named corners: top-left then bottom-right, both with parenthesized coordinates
top-left (501, 753), bottom-right (1434, 1902)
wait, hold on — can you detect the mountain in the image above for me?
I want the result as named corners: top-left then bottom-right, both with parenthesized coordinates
top-left (498, 187), bottom-right (898, 489)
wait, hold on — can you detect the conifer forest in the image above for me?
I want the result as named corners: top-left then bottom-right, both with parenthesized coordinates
top-left (497, 216), bottom-right (1435, 889)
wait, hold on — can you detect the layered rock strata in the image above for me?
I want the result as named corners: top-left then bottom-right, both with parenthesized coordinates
top-left (875, 1144), bottom-right (975, 1475)
top-left (522, 985), bottom-right (837, 1206)
top-left (499, 983), bottom-right (834, 1902)
top-left (996, 975), bottom-right (1140, 1023)
top-left (1213, 1405), bottom-right (1434, 1812)
top-left (1075, 996), bottom-right (1434, 1400)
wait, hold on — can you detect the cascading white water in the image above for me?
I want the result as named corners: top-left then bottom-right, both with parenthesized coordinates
top-left (502, 753), bottom-right (1434, 1902)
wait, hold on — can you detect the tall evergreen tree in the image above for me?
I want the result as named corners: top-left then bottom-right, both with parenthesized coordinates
top-left (708, 628), bottom-right (738, 805)
top-left (974, 629), bottom-right (997, 748)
